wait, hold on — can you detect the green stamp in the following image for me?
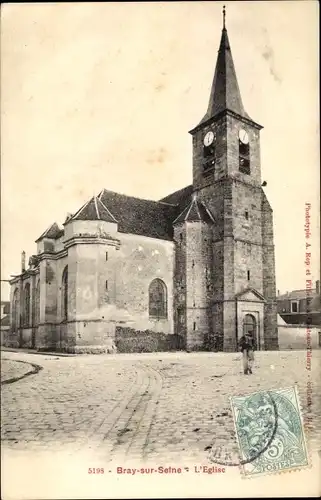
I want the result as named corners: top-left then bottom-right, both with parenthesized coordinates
top-left (230, 386), bottom-right (309, 476)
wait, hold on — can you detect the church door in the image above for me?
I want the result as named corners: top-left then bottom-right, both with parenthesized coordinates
top-left (243, 314), bottom-right (257, 349)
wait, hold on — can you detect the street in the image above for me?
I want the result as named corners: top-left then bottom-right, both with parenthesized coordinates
top-left (1, 349), bottom-right (321, 498)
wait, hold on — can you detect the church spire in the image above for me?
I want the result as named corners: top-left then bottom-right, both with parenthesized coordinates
top-left (194, 7), bottom-right (252, 129)
top-left (223, 4), bottom-right (226, 30)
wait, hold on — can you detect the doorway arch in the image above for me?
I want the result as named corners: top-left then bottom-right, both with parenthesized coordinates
top-left (243, 313), bottom-right (257, 344)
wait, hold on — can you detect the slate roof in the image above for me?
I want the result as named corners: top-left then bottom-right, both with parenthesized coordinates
top-left (277, 289), bottom-right (318, 301)
top-left (35, 185), bottom-right (194, 243)
top-left (66, 185), bottom-right (215, 240)
top-left (35, 222), bottom-right (64, 242)
top-left (173, 196), bottom-right (214, 225)
top-left (192, 26), bottom-right (258, 131)
top-left (159, 185), bottom-right (193, 208)
top-left (71, 196), bottom-right (117, 223)
top-left (98, 189), bottom-right (179, 241)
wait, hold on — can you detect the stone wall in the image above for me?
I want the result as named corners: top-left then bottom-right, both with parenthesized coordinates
top-left (115, 233), bottom-right (175, 334)
top-left (262, 193), bottom-right (278, 350)
top-left (115, 326), bottom-right (183, 353)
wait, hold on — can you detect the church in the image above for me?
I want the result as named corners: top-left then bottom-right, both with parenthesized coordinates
top-left (9, 13), bottom-right (279, 353)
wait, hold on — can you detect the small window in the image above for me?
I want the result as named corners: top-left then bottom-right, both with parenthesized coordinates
top-left (193, 322), bottom-right (196, 331)
top-left (239, 140), bottom-right (250, 175)
top-left (23, 283), bottom-right (31, 327)
top-left (291, 301), bottom-right (298, 313)
top-left (105, 252), bottom-right (108, 261)
top-left (192, 260), bottom-right (195, 268)
top-left (239, 156), bottom-right (250, 174)
top-left (245, 210), bottom-right (249, 220)
top-left (180, 233), bottom-right (183, 242)
top-left (105, 280), bottom-right (108, 290)
top-left (247, 270), bottom-right (250, 281)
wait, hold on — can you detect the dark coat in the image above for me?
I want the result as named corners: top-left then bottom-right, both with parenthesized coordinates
top-left (239, 335), bottom-right (255, 352)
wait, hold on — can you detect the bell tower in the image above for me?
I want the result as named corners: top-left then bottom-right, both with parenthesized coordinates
top-left (188, 8), bottom-right (278, 351)
top-left (190, 6), bottom-right (263, 190)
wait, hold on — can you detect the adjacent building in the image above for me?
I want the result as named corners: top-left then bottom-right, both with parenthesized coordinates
top-left (1, 301), bottom-right (10, 345)
top-left (277, 281), bottom-right (321, 326)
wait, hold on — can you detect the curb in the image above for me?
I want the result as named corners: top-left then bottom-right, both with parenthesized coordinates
top-left (1, 347), bottom-right (76, 357)
top-left (1, 359), bottom-right (43, 385)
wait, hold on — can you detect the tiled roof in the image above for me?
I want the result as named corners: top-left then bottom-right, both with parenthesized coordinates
top-left (173, 196), bottom-right (214, 225)
top-left (98, 189), bottom-right (179, 240)
top-left (159, 185), bottom-right (193, 208)
top-left (35, 222), bottom-right (64, 243)
top-left (71, 196), bottom-right (117, 223)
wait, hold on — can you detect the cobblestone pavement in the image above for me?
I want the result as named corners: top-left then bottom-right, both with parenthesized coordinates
top-left (1, 349), bottom-right (320, 468)
top-left (1, 359), bottom-right (32, 383)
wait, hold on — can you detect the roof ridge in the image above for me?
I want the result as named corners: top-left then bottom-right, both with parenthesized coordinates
top-left (184, 201), bottom-right (194, 221)
top-left (194, 199), bottom-right (202, 221)
top-left (99, 188), bottom-right (176, 207)
top-left (201, 200), bottom-right (215, 223)
top-left (93, 196), bottom-right (100, 220)
top-left (172, 204), bottom-right (189, 225)
top-left (97, 197), bottom-right (118, 223)
top-left (71, 197), bottom-right (92, 220)
top-left (35, 222), bottom-right (62, 242)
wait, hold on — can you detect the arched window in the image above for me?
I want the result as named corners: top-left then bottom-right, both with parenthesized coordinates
top-left (243, 314), bottom-right (256, 337)
top-left (24, 283), bottom-right (31, 327)
top-left (62, 266), bottom-right (68, 321)
top-left (35, 280), bottom-right (40, 325)
top-left (149, 279), bottom-right (167, 319)
top-left (12, 288), bottom-right (19, 331)
top-left (239, 135), bottom-right (250, 175)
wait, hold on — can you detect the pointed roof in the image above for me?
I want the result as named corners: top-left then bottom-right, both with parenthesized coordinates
top-left (191, 10), bottom-right (260, 132)
top-left (35, 222), bottom-right (64, 242)
top-left (70, 196), bottom-right (118, 223)
top-left (173, 195), bottom-right (215, 225)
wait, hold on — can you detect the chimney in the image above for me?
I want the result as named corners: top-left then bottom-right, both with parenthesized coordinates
top-left (277, 290), bottom-right (280, 296)
top-left (21, 251), bottom-right (26, 273)
top-left (316, 280), bottom-right (320, 295)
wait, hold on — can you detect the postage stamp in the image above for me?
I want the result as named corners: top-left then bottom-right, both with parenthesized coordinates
top-left (230, 386), bottom-right (309, 477)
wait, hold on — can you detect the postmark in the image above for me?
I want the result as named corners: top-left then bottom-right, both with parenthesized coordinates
top-left (207, 391), bottom-right (278, 467)
top-left (230, 386), bottom-right (309, 477)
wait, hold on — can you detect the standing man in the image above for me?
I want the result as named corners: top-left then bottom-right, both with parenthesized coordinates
top-left (239, 332), bottom-right (255, 375)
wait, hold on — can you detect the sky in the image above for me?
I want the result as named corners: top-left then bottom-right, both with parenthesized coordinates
top-left (1, 1), bottom-right (320, 301)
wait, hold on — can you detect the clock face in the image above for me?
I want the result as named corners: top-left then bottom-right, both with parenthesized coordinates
top-left (204, 131), bottom-right (214, 147)
top-left (239, 129), bottom-right (249, 145)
